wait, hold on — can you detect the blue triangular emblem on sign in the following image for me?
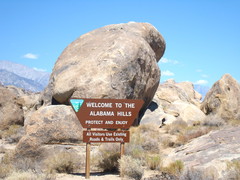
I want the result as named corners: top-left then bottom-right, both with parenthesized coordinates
top-left (70, 99), bottom-right (84, 112)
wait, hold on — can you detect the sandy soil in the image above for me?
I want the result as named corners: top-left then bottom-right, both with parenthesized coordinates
top-left (55, 169), bottom-right (160, 180)
top-left (56, 173), bottom-right (123, 180)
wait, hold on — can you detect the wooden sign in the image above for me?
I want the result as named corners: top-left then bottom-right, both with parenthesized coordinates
top-left (69, 98), bottom-right (144, 129)
top-left (83, 130), bottom-right (129, 143)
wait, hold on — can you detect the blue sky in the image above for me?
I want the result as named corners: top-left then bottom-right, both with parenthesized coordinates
top-left (0, 0), bottom-right (240, 87)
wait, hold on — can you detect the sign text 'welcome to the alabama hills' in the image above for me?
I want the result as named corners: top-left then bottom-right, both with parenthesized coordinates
top-left (70, 98), bottom-right (144, 129)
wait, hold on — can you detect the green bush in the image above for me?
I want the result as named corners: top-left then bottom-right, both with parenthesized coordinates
top-left (118, 155), bottom-right (143, 180)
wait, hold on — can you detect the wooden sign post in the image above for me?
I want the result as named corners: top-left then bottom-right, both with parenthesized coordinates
top-left (70, 98), bottom-right (144, 179)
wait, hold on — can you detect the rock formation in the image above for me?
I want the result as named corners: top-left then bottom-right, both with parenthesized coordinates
top-left (15, 22), bottom-right (166, 161)
top-left (165, 100), bottom-right (206, 124)
top-left (156, 79), bottom-right (202, 108)
top-left (141, 79), bottom-right (204, 125)
top-left (0, 86), bottom-right (24, 129)
top-left (201, 74), bottom-right (240, 121)
top-left (41, 22), bottom-right (165, 118)
top-left (15, 105), bottom-right (82, 158)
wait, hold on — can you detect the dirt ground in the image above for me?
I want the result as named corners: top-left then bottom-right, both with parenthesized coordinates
top-left (56, 169), bottom-right (159, 180)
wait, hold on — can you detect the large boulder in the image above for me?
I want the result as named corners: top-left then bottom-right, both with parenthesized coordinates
top-left (15, 105), bottom-right (82, 158)
top-left (201, 74), bottom-right (240, 121)
top-left (42, 22), bottom-right (165, 117)
top-left (0, 86), bottom-right (24, 130)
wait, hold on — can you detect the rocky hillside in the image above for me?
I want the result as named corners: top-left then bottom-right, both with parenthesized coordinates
top-left (0, 60), bottom-right (50, 92)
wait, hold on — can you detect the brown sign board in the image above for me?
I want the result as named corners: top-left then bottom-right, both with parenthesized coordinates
top-left (83, 130), bottom-right (129, 143)
top-left (69, 98), bottom-right (144, 129)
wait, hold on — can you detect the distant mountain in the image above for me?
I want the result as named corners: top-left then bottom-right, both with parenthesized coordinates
top-left (0, 60), bottom-right (50, 87)
top-left (0, 60), bottom-right (50, 92)
top-left (194, 84), bottom-right (210, 100)
top-left (0, 69), bottom-right (45, 92)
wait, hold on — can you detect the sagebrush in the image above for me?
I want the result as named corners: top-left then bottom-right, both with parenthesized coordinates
top-left (118, 155), bottom-right (143, 180)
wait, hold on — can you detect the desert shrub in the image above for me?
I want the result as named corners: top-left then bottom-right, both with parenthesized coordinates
top-left (97, 143), bottom-right (120, 172)
top-left (0, 151), bottom-right (14, 178)
top-left (118, 155), bottom-right (143, 180)
top-left (14, 157), bottom-right (39, 172)
top-left (161, 136), bottom-right (176, 148)
top-left (44, 151), bottom-right (83, 174)
top-left (146, 154), bottom-right (162, 170)
top-left (225, 160), bottom-right (240, 180)
top-left (1, 125), bottom-right (24, 143)
top-left (5, 170), bottom-right (56, 180)
top-left (202, 115), bottom-right (225, 127)
top-left (163, 160), bottom-right (184, 177)
top-left (165, 120), bottom-right (188, 135)
top-left (126, 124), bottom-right (160, 157)
top-left (176, 128), bottom-right (209, 145)
top-left (125, 144), bottom-right (144, 160)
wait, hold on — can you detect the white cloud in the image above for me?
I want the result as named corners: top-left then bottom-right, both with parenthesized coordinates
top-left (33, 67), bottom-right (46, 72)
top-left (162, 70), bottom-right (175, 76)
top-left (194, 80), bottom-right (208, 85)
top-left (201, 74), bottom-right (208, 78)
top-left (23, 53), bottom-right (38, 59)
top-left (160, 57), bottom-right (179, 64)
top-left (196, 69), bottom-right (203, 72)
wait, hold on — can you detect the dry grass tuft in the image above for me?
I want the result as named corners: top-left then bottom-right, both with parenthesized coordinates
top-left (163, 160), bottom-right (184, 177)
top-left (225, 160), bottom-right (240, 180)
top-left (146, 154), bottom-right (162, 170)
